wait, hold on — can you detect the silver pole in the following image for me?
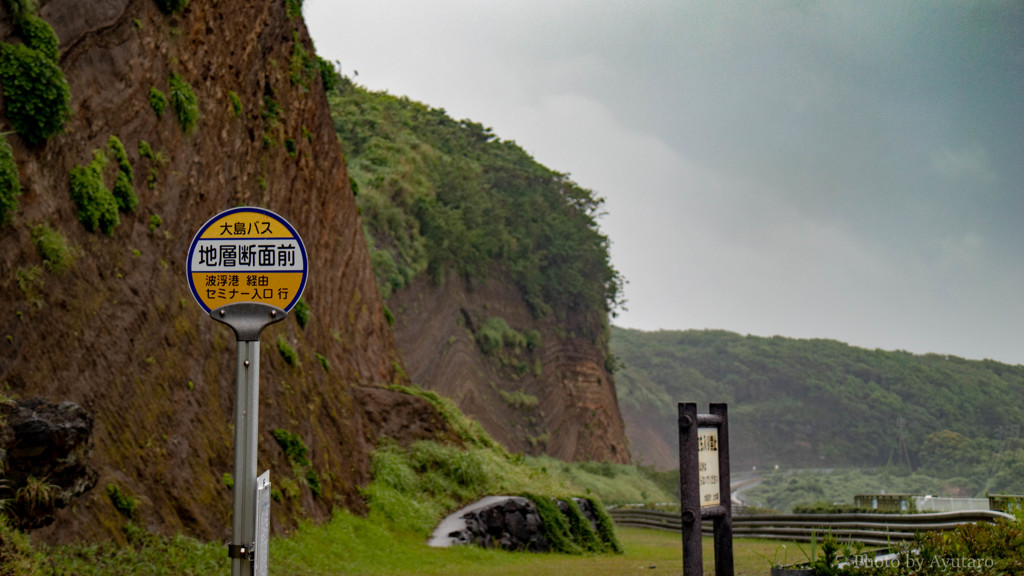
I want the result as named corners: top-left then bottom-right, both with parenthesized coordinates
top-left (231, 340), bottom-right (260, 576)
top-left (212, 303), bottom-right (283, 576)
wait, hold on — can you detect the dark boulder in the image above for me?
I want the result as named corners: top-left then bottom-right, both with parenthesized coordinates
top-left (0, 397), bottom-right (97, 530)
top-left (429, 496), bottom-right (549, 552)
top-left (428, 495), bottom-right (618, 554)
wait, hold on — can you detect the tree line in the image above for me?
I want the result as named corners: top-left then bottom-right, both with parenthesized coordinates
top-left (612, 327), bottom-right (1024, 495)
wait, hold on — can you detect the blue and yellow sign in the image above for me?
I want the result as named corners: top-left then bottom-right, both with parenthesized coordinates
top-left (187, 207), bottom-right (308, 314)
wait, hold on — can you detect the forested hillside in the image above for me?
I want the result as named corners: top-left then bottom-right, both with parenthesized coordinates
top-left (613, 327), bottom-right (1024, 495)
top-left (328, 76), bottom-right (623, 320)
top-left (325, 76), bottom-right (630, 461)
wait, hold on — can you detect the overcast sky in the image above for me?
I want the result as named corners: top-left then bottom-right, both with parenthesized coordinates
top-left (305, 1), bottom-right (1024, 365)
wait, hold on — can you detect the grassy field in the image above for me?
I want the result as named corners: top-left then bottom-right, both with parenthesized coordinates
top-left (272, 514), bottom-right (791, 576)
top-left (24, 514), bottom-right (792, 576)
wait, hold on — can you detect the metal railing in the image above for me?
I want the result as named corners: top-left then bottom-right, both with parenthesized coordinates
top-left (608, 508), bottom-right (1014, 546)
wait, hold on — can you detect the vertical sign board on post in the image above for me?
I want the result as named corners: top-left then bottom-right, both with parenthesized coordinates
top-left (187, 207), bottom-right (308, 576)
top-left (698, 428), bottom-right (720, 507)
top-left (679, 403), bottom-right (733, 576)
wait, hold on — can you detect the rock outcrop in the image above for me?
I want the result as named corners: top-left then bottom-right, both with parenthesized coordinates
top-left (0, 398), bottom-right (97, 530)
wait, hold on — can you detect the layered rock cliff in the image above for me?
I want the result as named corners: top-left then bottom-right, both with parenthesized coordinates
top-left (389, 274), bottom-right (629, 464)
top-left (0, 0), bottom-right (445, 543)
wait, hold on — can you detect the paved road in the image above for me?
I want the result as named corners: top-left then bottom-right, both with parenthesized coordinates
top-left (730, 474), bottom-right (762, 507)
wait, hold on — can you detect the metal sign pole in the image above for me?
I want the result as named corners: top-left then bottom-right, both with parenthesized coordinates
top-left (187, 206), bottom-right (308, 576)
top-left (231, 340), bottom-right (259, 576)
top-left (214, 303), bottom-right (284, 576)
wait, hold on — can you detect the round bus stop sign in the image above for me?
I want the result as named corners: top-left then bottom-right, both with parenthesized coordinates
top-left (187, 207), bottom-right (308, 314)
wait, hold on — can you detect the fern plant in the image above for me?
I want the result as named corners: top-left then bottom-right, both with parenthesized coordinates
top-left (168, 73), bottom-right (198, 134)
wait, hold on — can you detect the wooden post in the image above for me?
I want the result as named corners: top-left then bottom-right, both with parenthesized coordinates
top-left (680, 402), bottom-right (734, 576)
top-left (711, 403), bottom-right (734, 576)
top-left (678, 402), bottom-right (702, 575)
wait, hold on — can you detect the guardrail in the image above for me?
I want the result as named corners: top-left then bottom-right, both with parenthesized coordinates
top-left (608, 508), bottom-right (1014, 546)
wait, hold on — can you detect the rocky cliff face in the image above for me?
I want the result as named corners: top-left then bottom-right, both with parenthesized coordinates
top-left (0, 0), bottom-right (446, 543)
top-left (389, 274), bottom-right (629, 464)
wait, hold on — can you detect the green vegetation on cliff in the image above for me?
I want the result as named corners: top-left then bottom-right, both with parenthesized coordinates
top-left (0, 134), bottom-right (20, 225)
top-left (0, 0), bottom-right (71, 147)
top-left (327, 73), bottom-right (623, 321)
top-left (612, 327), bottom-right (1024, 495)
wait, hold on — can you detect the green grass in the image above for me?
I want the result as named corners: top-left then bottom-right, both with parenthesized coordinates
top-left (15, 13), bottom-right (59, 62)
top-left (528, 455), bottom-right (677, 506)
top-left (107, 135), bottom-right (137, 212)
top-left (41, 522), bottom-right (223, 576)
top-left (498, 389), bottom-right (539, 409)
top-left (0, 380), bottom-right (805, 575)
top-left (388, 385), bottom-right (504, 451)
top-left (366, 440), bottom-right (574, 536)
top-left (273, 521), bottom-right (782, 576)
top-left (229, 91), bottom-right (242, 116)
top-left (0, 509), bottom-right (876, 576)
top-left (476, 317), bottom-right (526, 356)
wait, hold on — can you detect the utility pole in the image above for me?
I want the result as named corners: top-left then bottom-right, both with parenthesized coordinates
top-left (897, 416), bottom-right (912, 471)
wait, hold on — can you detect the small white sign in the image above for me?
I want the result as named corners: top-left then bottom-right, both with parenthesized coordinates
top-left (255, 471), bottom-right (271, 576)
top-left (698, 428), bottom-right (720, 507)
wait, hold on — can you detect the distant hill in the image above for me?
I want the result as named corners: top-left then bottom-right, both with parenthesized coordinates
top-left (612, 327), bottom-right (1024, 494)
